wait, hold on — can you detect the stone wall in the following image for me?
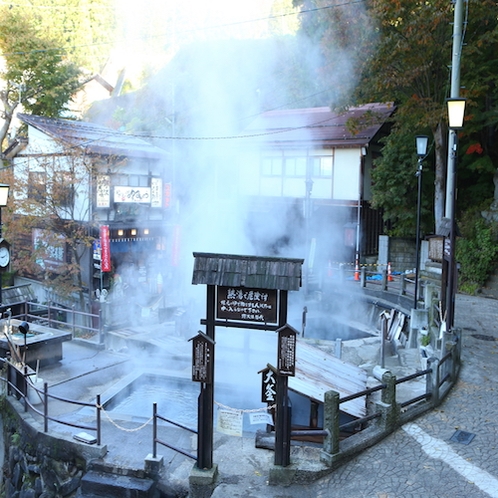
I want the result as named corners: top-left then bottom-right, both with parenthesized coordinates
top-left (1, 396), bottom-right (106, 498)
top-left (378, 235), bottom-right (428, 274)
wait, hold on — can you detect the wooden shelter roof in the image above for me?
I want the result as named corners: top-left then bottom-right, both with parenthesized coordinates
top-left (192, 252), bottom-right (303, 291)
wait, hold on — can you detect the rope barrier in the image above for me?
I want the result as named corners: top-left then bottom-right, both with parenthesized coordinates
top-left (215, 401), bottom-right (276, 413)
top-left (97, 404), bottom-right (154, 433)
top-left (95, 400), bottom-right (276, 433)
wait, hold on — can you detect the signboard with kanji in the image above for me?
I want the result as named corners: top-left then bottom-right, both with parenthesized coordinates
top-left (99, 225), bottom-right (111, 272)
top-left (260, 366), bottom-right (277, 403)
top-left (190, 332), bottom-right (214, 383)
top-left (277, 325), bottom-right (297, 376)
top-left (216, 286), bottom-right (278, 324)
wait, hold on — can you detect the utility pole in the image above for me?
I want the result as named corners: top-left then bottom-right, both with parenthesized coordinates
top-left (444, 0), bottom-right (466, 331)
top-left (445, 0), bottom-right (465, 219)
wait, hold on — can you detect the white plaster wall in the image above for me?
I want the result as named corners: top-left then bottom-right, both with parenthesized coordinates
top-left (333, 148), bottom-right (361, 201)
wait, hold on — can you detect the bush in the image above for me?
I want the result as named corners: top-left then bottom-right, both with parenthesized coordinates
top-left (456, 214), bottom-right (498, 291)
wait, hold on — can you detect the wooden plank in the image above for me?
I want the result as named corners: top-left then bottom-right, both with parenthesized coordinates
top-left (289, 340), bottom-right (367, 418)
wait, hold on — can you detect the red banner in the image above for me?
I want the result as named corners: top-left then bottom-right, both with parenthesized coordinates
top-left (100, 225), bottom-right (111, 272)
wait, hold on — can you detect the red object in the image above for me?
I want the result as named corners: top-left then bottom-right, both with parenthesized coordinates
top-left (466, 143), bottom-right (483, 155)
top-left (388, 262), bottom-right (394, 282)
top-left (354, 259), bottom-right (360, 281)
top-left (100, 225), bottom-right (111, 272)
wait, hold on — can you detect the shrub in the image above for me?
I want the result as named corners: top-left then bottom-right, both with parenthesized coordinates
top-left (456, 213), bottom-right (498, 291)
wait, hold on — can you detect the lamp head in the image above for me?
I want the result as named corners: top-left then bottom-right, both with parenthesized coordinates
top-left (447, 98), bottom-right (466, 129)
top-left (415, 136), bottom-right (429, 157)
top-left (18, 321), bottom-right (29, 335)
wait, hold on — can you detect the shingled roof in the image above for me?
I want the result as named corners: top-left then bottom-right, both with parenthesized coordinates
top-left (17, 113), bottom-right (167, 159)
top-left (243, 102), bottom-right (395, 148)
top-left (192, 253), bottom-right (303, 291)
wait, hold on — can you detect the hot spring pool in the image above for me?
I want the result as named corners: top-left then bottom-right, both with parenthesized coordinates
top-left (103, 372), bottom-right (268, 434)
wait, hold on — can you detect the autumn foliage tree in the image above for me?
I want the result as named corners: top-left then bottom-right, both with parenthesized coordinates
top-left (6, 142), bottom-right (98, 311)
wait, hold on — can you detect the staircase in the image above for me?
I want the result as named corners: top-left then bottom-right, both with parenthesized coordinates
top-left (77, 461), bottom-right (157, 498)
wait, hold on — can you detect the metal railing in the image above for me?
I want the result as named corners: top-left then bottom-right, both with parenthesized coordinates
top-left (1, 359), bottom-right (199, 463)
top-left (152, 402), bottom-right (197, 461)
top-left (335, 265), bottom-right (416, 298)
top-left (1, 358), bottom-right (102, 444)
top-left (8, 300), bottom-right (102, 341)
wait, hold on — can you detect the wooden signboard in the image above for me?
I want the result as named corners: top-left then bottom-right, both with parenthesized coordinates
top-left (277, 325), bottom-right (297, 376)
top-left (259, 365), bottom-right (277, 403)
top-left (216, 286), bottom-right (278, 324)
top-left (189, 332), bottom-right (214, 383)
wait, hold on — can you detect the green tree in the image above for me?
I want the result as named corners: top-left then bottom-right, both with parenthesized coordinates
top-left (0, 7), bottom-right (82, 147)
top-left (11, 0), bottom-right (116, 73)
top-left (293, 0), bottom-right (498, 234)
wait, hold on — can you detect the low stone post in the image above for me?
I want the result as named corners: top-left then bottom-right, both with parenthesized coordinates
top-left (400, 275), bottom-right (406, 296)
top-left (320, 390), bottom-right (340, 466)
top-left (382, 270), bottom-right (388, 291)
top-left (376, 371), bottom-right (400, 432)
top-left (426, 357), bottom-right (440, 407)
top-left (361, 267), bottom-right (366, 288)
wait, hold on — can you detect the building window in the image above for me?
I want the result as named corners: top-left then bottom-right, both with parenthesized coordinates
top-left (285, 157), bottom-right (307, 177)
top-left (311, 155), bottom-right (333, 177)
top-left (262, 156), bottom-right (283, 176)
top-left (53, 172), bottom-right (75, 207)
top-left (28, 171), bottom-right (47, 202)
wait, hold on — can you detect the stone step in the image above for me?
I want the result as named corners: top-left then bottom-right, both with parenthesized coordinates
top-left (79, 470), bottom-right (156, 498)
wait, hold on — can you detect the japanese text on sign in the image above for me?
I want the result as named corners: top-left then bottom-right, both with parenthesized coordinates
top-left (217, 286), bottom-right (278, 323)
top-left (191, 335), bottom-right (213, 383)
top-left (278, 327), bottom-right (296, 376)
top-left (261, 368), bottom-right (277, 403)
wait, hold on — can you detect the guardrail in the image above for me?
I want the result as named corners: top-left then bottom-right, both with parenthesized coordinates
top-left (1, 358), bottom-right (198, 463)
top-left (8, 300), bottom-right (102, 341)
top-left (152, 402), bottom-right (197, 461)
top-left (1, 358), bottom-right (102, 444)
top-left (332, 265), bottom-right (417, 298)
top-left (319, 332), bottom-right (461, 469)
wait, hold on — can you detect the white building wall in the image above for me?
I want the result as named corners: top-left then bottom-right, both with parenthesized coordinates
top-left (333, 148), bottom-right (361, 201)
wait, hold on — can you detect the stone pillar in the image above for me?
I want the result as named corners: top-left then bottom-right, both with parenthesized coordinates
top-left (409, 309), bottom-right (428, 349)
top-left (376, 371), bottom-right (400, 432)
top-left (320, 390), bottom-right (340, 466)
top-left (378, 235), bottom-right (389, 267)
top-left (426, 357), bottom-right (440, 407)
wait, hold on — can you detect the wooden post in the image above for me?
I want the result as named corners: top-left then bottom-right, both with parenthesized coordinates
top-left (197, 285), bottom-right (215, 470)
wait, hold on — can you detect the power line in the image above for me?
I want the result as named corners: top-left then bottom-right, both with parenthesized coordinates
top-left (1, 0), bottom-right (366, 57)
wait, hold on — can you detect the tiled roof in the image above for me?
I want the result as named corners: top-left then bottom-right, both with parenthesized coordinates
top-left (242, 102), bottom-right (395, 147)
top-left (192, 252), bottom-right (303, 291)
top-left (17, 113), bottom-right (167, 159)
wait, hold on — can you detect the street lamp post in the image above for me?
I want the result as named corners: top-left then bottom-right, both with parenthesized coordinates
top-left (0, 183), bottom-right (10, 308)
top-left (414, 136), bottom-right (429, 310)
top-left (445, 98), bottom-right (466, 331)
